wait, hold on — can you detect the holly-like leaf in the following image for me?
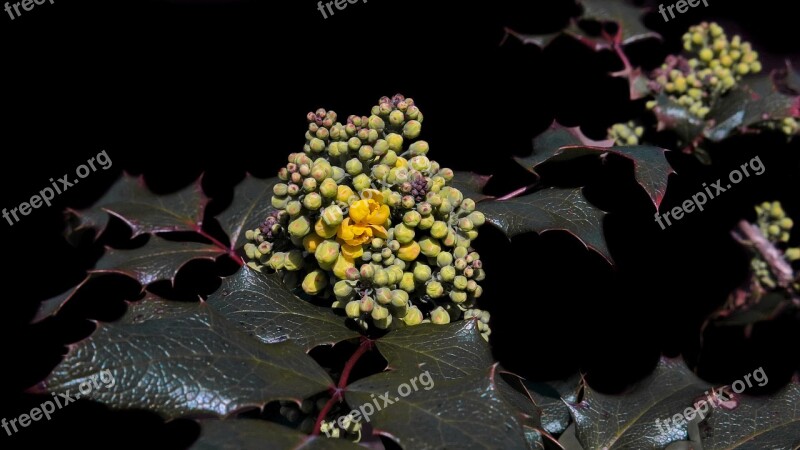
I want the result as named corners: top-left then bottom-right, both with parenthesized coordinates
top-left (567, 357), bottom-right (713, 449)
top-left (66, 174), bottom-right (207, 239)
top-left (31, 276), bottom-right (92, 323)
top-left (651, 93), bottom-right (706, 145)
top-left (39, 295), bottom-right (333, 420)
top-left (705, 75), bottom-right (800, 142)
top-left (346, 364), bottom-right (541, 450)
top-left (450, 171), bottom-right (494, 203)
top-left (575, 0), bottom-right (661, 47)
top-left (480, 187), bottom-right (611, 263)
top-left (92, 236), bottom-right (226, 286)
top-left (216, 175), bottom-right (278, 252)
top-left (516, 122), bottom-right (673, 208)
top-left (206, 268), bottom-right (360, 351)
top-left (699, 382), bottom-right (800, 449)
top-left (525, 374), bottom-right (582, 435)
top-left (192, 420), bottom-right (362, 450)
top-left (374, 319), bottom-right (494, 381)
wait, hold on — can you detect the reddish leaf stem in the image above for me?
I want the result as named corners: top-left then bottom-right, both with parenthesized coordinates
top-left (312, 337), bottom-right (374, 436)
top-left (194, 226), bottom-right (244, 266)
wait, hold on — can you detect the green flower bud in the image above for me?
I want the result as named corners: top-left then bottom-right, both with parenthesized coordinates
top-left (402, 306), bottom-right (423, 326)
top-left (360, 264), bottom-right (375, 279)
top-left (372, 164), bottom-right (390, 181)
top-left (426, 280), bottom-right (445, 298)
top-left (302, 270), bottom-right (328, 295)
top-left (345, 158), bottom-right (363, 176)
top-left (315, 240), bottom-right (341, 268)
top-left (381, 150), bottom-right (398, 167)
top-left (375, 287), bottom-right (392, 305)
top-left (283, 250), bottom-right (305, 271)
top-left (430, 307), bottom-right (450, 325)
top-left (353, 173), bottom-right (372, 192)
top-left (389, 110), bottom-right (405, 127)
top-left (273, 183), bottom-right (289, 196)
top-left (401, 195), bottom-right (416, 209)
top-left (257, 241), bottom-right (273, 255)
top-left (372, 305), bottom-right (392, 329)
top-left (454, 258), bottom-right (467, 271)
top-left (413, 263), bottom-right (432, 282)
top-left (345, 300), bottom-right (361, 318)
top-left (244, 243), bottom-right (258, 260)
top-left (453, 246), bottom-right (469, 259)
top-left (450, 289), bottom-right (467, 304)
top-left (302, 178), bottom-right (317, 193)
top-left (786, 248), bottom-right (800, 261)
top-left (430, 221), bottom-right (449, 239)
top-left (288, 216), bottom-right (311, 238)
top-left (418, 237), bottom-right (442, 257)
top-left (436, 252), bottom-right (453, 267)
top-left (453, 275), bottom-right (468, 290)
top-left (418, 215), bottom-right (435, 230)
top-left (373, 268), bottom-right (390, 286)
top-left (348, 137), bottom-right (362, 152)
top-left (446, 188), bottom-right (464, 206)
top-left (373, 139), bottom-right (389, 156)
top-left (468, 211), bottom-right (486, 227)
top-left (359, 296), bottom-right (375, 313)
top-left (458, 217), bottom-right (474, 231)
top-left (358, 145), bottom-right (374, 161)
top-left (403, 120), bottom-right (421, 139)
top-left (322, 205), bottom-right (344, 227)
top-left (780, 218), bottom-right (794, 230)
top-left (438, 199), bottom-right (453, 215)
top-left (461, 198), bottom-right (476, 213)
top-left (334, 280), bottom-right (354, 300)
top-left (303, 192), bottom-right (322, 211)
top-left (268, 252), bottom-right (286, 270)
top-left (391, 291), bottom-right (409, 318)
top-left (286, 200), bottom-right (302, 217)
top-left (409, 140), bottom-right (429, 156)
top-left (417, 202), bottom-right (433, 216)
top-left (309, 138), bottom-right (326, 153)
top-left (400, 272), bottom-right (416, 291)
top-left (474, 269), bottom-right (486, 281)
top-left (410, 156), bottom-right (431, 172)
top-left (368, 115), bottom-right (385, 131)
top-left (386, 133), bottom-right (404, 152)
top-left (394, 223), bottom-right (416, 244)
top-left (403, 210), bottom-right (422, 227)
top-left (427, 193), bottom-right (442, 207)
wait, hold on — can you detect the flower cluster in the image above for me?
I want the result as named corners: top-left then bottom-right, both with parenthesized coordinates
top-left (751, 201), bottom-right (799, 288)
top-left (608, 121), bottom-right (644, 146)
top-left (646, 22), bottom-right (761, 119)
top-left (244, 95), bottom-right (487, 330)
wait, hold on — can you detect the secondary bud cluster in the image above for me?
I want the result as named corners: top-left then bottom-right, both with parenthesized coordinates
top-left (751, 201), bottom-right (798, 288)
top-left (608, 121), bottom-right (644, 146)
top-left (646, 22), bottom-right (761, 120)
top-left (244, 95), bottom-right (488, 331)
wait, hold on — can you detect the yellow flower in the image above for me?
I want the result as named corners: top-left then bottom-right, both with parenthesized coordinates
top-left (337, 190), bottom-right (389, 258)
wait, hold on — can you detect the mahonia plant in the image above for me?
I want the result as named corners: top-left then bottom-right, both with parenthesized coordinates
top-left (242, 95), bottom-right (489, 333)
top-left (752, 201), bottom-right (799, 289)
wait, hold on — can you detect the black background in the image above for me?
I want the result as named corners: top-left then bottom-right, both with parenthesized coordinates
top-left (1, 0), bottom-right (799, 448)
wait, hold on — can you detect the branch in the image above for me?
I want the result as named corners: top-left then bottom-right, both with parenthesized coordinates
top-left (731, 220), bottom-right (794, 288)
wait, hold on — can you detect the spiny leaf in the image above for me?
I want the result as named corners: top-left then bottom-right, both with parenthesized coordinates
top-left (374, 319), bottom-right (494, 381)
top-left (525, 374), bottom-right (582, 435)
top-left (699, 381), bottom-right (800, 449)
top-left (92, 237), bottom-right (226, 286)
top-left (32, 276), bottom-right (92, 323)
top-left (480, 187), bottom-right (611, 263)
top-left (346, 364), bottom-right (541, 450)
top-left (651, 93), bottom-right (706, 145)
top-left (450, 171), bottom-right (494, 203)
top-left (66, 174), bottom-right (207, 239)
top-left (575, 0), bottom-right (660, 47)
top-left (705, 75), bottom-right (800, 142)
top-left (206, 268), bottom-right (360, 351)
top-left (40, 294), bottom-right (333, 420)
top-left (192, 420), bottom-right (362, 450)
top-left (516, 122), bottom-right (674, 208)
top-left (568, 357), bottom-right (712, 449)
top-left (216, 175), bottom-right (278, 252)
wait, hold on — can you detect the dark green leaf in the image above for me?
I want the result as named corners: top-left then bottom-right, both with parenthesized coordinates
top-left (525, 374), bottom-right (582, 435)
top-left (374, 319), bottom-right (494, 381)
top-left (66, 174), bottom-right (207, 238)
top-left (568, 357), bottom-right (712, 449)
top-left (515, 121), bottom-right (614, 170)
top-left (699, 382), bottom-right (800, 449)
top-left (346, 365), bottom-right (540, 450)
top-left (216, 175), bottom-right (279, 251)
top-left (575, 0), bottom-right (661, 46)
top-left (480, 188), bottom-right (611, 263)
top-left (92, 237), bottom-right (226, 285)
top-left (450, 171), bottom-right (494, 203)
top-left (31, 276), bottom-right (91, 323)
top-left (41, 295), bottom-right (332, 419)
top-left (207, 268), bottom-right (360, 351)
top-left (651, 93), bottom-right (706, 145)
top-left (192, 420), bottom-right (362, 450)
